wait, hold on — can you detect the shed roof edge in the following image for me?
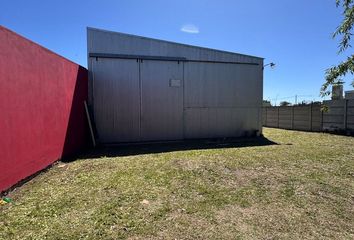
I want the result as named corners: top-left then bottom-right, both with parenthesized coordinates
top-left (87, 27), bottom-right (264, 60)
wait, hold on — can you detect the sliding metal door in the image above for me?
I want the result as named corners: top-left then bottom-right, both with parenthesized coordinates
top-left (140, 60), bottom-right (184, 141)
top-left (92, 58), bottom-right (140, 143)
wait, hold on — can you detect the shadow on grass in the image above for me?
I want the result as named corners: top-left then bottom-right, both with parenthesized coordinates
top-left (69, 135), bottom-right (278, 161)
top-left (1, 136), bottom-right (277, 196)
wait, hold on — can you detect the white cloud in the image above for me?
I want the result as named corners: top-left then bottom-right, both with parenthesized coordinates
top-left (180, 24), bottom-right (199, 34)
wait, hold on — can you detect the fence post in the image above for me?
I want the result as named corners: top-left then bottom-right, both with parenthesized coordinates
top-left (277, 107), bottom-right (280, 128)
top-left (344, 99), bottom-right (348, 131)
top-left (291, 106), bottom-right (294, 130)
top-left (309, 103), bottom-right (313, 131)
top-left (321, 108), bottom-right (324, 131)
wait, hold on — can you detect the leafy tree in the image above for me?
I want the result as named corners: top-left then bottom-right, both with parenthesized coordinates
top-left (279, 101), bottom-right (291, 106)
top-left (321, 0), bottom-right (354, 96)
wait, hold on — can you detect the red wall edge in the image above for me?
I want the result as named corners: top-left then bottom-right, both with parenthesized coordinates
top-left (0, 26), bottom-right (89, 192)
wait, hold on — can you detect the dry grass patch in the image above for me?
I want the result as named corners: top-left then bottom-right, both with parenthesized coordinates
top-left (1, 128), bottom-right (354, 239)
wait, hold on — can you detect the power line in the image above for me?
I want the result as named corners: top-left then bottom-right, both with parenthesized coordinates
top-left (269, 94), bottom-right (314, 101)
top-left (267, 94), bottom-right (319, 106)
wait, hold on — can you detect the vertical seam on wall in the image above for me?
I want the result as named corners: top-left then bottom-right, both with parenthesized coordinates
top-left (139, 59), bottom-right (142, 141)
top-left (182, 61), bottom-right (185, 139)
top-left (91, 58), bottom-right (95, 120)
top-left (261, 65), bottom-right (263, 133)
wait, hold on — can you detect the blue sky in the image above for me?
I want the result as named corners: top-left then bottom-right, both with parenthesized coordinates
top-left (1, 0), bottom-right (352, 104)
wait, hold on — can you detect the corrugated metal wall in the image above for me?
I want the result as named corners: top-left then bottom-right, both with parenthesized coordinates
top-left (87, 27), bottom-right (263, 106)
top-left (184, 62), bottom-right (261, 138)
top-left (140, 60), bottom-right (184, 141)
top-left (88, 27), bottom-right (263, 143)
top-left (92, 58), bottom-right (140, 142)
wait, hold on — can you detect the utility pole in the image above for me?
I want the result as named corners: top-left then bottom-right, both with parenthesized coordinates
top-left (275, 94), bottom-right (279, 106)
top-left (295, 95), bottom-right (297, 105)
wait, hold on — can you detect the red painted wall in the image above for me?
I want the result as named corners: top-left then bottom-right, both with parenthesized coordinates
top-left (0, 26), bottom-right (88, 192)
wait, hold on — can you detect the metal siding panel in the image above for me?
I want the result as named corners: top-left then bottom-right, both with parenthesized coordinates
top-left (88, 28), bottom-right (263, 142)
top-left (140, 60), bottom-right (184, 141)
top-left (183, 61), bottom-right (262, 138)
top-left (92, 58), bottom-right (140, 143)
top-left (184, 108), bottom-right (259, 139)
top-left (184, 109), bottom-right (200, 138)
top-left (184, 62), bottom-right (261, 108)
top-left (87, 28), bottom-right (263, 64)
top-left (87, 30), bottom-right (93, 106)
top-left (258, 65), bottom-right (264, 134)
top-left (217, 109), bottom-right (231, 137)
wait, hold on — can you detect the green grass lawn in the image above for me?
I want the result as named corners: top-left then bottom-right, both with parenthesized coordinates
top-left (1, 128), bottom-right (354, 239)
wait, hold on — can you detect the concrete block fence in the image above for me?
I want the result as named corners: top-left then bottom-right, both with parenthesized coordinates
top-left (262, 100), bottom-right (354, 133)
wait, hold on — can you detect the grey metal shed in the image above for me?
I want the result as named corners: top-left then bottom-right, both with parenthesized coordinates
top-left (87, 27), bottom-right (264, 144)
